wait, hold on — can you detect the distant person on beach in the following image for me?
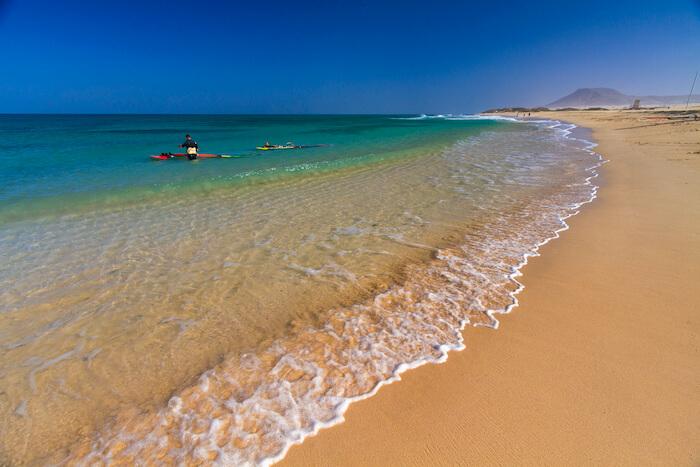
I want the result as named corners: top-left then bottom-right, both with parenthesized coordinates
top-left (180, 134), bottom-right (199, 160)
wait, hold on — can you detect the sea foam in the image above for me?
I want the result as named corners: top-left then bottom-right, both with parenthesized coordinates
top-left (62, 120), bottom-right (604, 466)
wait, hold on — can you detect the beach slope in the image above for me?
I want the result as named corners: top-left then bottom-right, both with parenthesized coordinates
top-left (282, 109), bottom-right (700, 465)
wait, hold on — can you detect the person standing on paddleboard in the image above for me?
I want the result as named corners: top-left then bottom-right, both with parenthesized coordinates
top-left (180, 134), bottom-right (199, 160)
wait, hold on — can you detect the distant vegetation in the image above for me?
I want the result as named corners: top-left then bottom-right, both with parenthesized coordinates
top-left (481, 106), bottom-right (610, 113)
top-left (482, 107), bottom-right (551, 113)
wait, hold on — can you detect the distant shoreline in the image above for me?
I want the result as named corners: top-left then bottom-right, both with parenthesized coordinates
top-left (483, 105), bottom-right (700, 113)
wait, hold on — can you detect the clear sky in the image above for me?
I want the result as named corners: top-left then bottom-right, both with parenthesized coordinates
top-left (1, 0), bottom-right (699, 113)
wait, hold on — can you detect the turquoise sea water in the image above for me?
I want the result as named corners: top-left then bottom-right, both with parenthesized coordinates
top-left (0, 114), bottom-right (600, 465)
top-left (0, 114), bottom-right (502, 223)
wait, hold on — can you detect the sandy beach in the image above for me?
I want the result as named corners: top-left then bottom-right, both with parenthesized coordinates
top-left (282, 109), bottom-right (700, 466)
top-left (4, 1), bottom-right (700, 464)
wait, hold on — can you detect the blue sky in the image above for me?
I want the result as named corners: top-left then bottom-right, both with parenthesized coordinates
top-left (1, 0), bottom-right (699, 113)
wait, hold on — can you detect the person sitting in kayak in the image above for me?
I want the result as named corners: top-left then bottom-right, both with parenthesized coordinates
top-left (180, 134), bottom-right (199, 160)
top-left (263, 141), bottom-right (275, 149)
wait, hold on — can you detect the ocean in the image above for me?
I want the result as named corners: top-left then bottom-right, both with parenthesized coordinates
top-left (0, 114), bottom-right (601, 464)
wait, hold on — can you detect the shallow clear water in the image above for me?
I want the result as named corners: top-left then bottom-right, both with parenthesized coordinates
top-left (0, 114), bottom-right (600, 465)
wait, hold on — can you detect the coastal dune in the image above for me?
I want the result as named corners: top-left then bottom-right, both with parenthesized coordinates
top-left (282, 109), bottom-right (700, 465)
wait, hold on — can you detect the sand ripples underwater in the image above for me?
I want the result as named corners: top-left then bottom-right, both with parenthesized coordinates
top-left (62, 123), bottom-right (602, 466)
top-left (0, 117), bottom-right (601, 465)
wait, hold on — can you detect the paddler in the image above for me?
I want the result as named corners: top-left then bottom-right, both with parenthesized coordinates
top-left (180, 134), bottom-right (199, 160)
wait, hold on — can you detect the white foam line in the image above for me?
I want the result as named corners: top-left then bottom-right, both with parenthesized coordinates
top-left (481, 124), bottom-right (606, 330)
top-left (390, 114), bottom-right (521, 122)
top-left (258, 119), bottom-right (608, 467)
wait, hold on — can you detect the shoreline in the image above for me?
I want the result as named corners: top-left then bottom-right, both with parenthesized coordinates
top-left (54, 119), bottom-right (598, 465)
top-left (281, 109), bottom-right (700, 465)
top-left (265, 120), bottom-right (605, 466)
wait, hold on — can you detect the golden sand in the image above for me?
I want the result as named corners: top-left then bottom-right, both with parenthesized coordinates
top-left (281, 108), bottom-right (700, 465)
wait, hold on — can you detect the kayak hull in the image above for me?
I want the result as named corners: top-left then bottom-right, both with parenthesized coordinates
top-left (150, 153), bottom-right (224, 160)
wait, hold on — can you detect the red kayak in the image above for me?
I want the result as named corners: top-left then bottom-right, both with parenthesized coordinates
top-left (150, 153), bottom-right (230, 160)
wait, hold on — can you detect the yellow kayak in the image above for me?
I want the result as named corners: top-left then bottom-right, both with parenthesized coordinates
top-left (256, 145), bottom-right (299, 151)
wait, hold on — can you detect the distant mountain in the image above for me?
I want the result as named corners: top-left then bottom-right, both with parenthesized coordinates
top-left (547, 87), bottom-right (700, 108)
top-left (548, 88), bottom-right (631, 108)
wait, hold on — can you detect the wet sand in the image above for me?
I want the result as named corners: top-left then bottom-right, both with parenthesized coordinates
top-left (282, 109), bottom-right (700, 465)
